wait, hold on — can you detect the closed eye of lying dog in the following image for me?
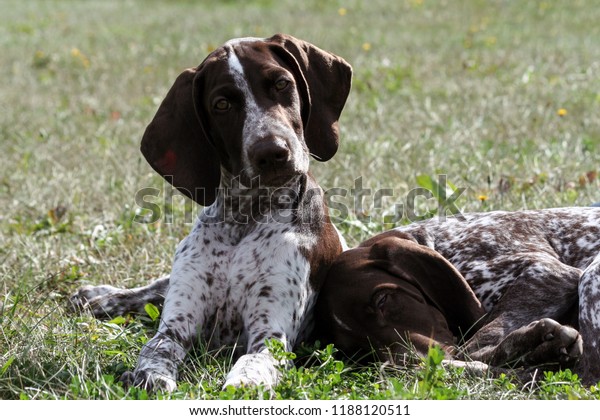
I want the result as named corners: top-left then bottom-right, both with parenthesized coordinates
top-left (320, 236), bottom-right (478, 363)
top-left (370, 285), bottom-right (449, 335)
top-left (317, 207), bottom-right (600, 385)
top-left (369, 284), bottom-right (462, 364)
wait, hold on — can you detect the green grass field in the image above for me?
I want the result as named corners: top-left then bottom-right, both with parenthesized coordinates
top-left (2, 0), bottom-right (600, 400)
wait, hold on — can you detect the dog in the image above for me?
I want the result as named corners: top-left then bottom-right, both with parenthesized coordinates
top-left (70, 34), bottom-right (352, 391)
top-left (318, 207), bottom-right (600, 384)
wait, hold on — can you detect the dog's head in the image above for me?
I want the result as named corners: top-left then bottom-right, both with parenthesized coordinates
top-left (318, 231), bottom-right (485, 362)
top-left (140, 34), bottom-right (352, 205)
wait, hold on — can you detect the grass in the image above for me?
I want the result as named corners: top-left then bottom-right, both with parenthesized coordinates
top-left (1, 0), bottom-right (600, 400)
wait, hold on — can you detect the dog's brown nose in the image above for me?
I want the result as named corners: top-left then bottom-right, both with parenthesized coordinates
top-left (249, 138), bottom-right (291, 171)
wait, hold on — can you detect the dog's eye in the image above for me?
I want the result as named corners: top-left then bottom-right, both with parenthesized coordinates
top-left (214, 98), bottom-right (230, 112)
top-left (274, 79), bottom-right (290, 91)
top-left (374, 292), bottom-right (388, 310)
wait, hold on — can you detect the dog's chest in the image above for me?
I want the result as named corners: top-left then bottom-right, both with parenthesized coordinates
top-left (177, 219), bottom-right (311, 349)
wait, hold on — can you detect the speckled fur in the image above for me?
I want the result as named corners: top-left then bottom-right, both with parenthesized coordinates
top-left (397, 208), bottom-right (600, 310)
top-left (121, 173), bottom-right (322, 391)
top-left (395, 207), bottom-right (600, 383)
top-left (70, 34), bottom-right (351, 391)
top-left (320, 207), bottom-right (600, 384)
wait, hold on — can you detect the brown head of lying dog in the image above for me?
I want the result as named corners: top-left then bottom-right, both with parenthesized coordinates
top-left (317, 231), bottom-right (485, 362)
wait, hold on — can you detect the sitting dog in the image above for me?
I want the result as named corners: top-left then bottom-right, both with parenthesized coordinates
top-left (318, 207), bottom-right (600, 384)
top-left (70, 34), bottom-right (351, 391)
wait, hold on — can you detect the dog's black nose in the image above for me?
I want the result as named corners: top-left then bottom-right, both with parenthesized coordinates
top-left (249, 138), bottom-right (291, 171)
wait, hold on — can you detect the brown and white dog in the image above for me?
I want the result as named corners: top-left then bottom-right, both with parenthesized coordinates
top-left (70, 34), bottom-right (351, 391)
top-left (318, 208), bottom-right (600, 384)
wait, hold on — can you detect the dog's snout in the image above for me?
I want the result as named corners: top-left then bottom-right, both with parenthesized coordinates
top-left (249, 138), bottom-right (291, 171)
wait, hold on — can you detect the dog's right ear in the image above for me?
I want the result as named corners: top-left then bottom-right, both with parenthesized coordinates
top-left (140, 67), bottom-right (221, 206)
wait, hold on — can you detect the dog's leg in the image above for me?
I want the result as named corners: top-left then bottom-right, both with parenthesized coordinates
top-left (120, 237), bottom-right (211, 392)
top-left (578, 252), bottom-right (600, 384)
top-left (223, 243), bottom-right (313, 389)
top-left (69, 275), bottom-right (170, 318)
top-left (463, 254), bottom-right (582, 369)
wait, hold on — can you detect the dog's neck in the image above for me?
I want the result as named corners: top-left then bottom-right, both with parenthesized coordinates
top-left (201, 168), bottom-right (310, 226)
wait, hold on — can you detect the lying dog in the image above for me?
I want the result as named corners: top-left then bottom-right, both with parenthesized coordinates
top-left (318, 207), bottom-right (600, 384)
top-left (70, 34), bottom-right (351, 391)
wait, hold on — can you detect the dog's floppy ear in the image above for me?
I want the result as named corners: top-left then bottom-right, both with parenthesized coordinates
top-left (267, 33), bottom-right (352, 162)
top-left (140, 67), bottom-right (221, 206)
top-left (370, 236), bottom-right (485, 338)
top-left (359, 229), bottom-right (418, 248)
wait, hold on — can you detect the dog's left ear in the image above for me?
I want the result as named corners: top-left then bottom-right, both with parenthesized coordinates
top-left (267, 33), bottom-right (352, 162)
top-left (370, 236), bottom-right (486, 338)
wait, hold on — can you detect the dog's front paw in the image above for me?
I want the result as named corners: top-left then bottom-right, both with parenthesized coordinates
top-left (223, 354), bottom-right (282, 389)
top-left (120, 369), bottom-right (177, 392)
top-left (69, 285), bottom-right (124, 318)
top-left (526, 318), bottom-right (582, 368)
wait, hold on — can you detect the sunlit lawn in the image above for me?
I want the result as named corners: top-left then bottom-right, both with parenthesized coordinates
top-left (1, 0), bottom-right (600, 399)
